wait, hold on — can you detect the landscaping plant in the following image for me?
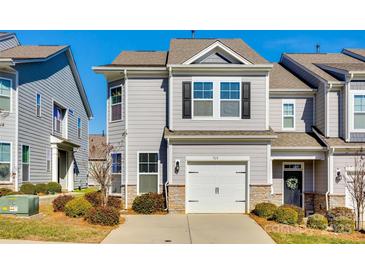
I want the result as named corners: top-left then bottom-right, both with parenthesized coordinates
top-left (281, 204), bottom-right (304, 224)
top-left (35, 183), bottom-right (48, 194)
top-left (0, 188), bottom-right (12, 197)
top-left (273, 207), bottom-right (298, 225)
top-left (326, 207), bottom-right (355, 225)
top-left (132, 193), bottom-right (165, 214)
top-left (47, 182), bottom-right (62, 194)
top-left (64, 197), bottom-right (92, 218)
top-left (52, 195), bottom-right (75, 212)
top-left (306, 214), bottom-right (328, 230)
top-left (20, 183), bottom-right (36, 195)
top-left (332, 216), bottom-right (355, 233)
top-left (253, 202), bottom-right (277, 219)
top-left (85, 191), bottom-right (122, 209)
top-left (85, 206), bottom-right (120, 226)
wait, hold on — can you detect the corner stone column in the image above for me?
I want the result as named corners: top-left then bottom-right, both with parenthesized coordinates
top-left (51, 144), bottom-right (58, 183)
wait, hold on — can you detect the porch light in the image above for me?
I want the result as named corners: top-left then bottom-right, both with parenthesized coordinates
top-left (335, 168), bottom-right (342, 183)
top-left (175, 160), bottom-right (180, 174)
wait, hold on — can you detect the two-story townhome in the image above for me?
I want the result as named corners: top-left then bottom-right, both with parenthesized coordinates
top-left (0, 32), bottom-right (92, 191)
top-left (93, 37), bottom-right (365, 215)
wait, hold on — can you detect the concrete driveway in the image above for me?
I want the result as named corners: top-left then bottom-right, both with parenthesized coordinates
top-left (102, 214), bottom-right (274, 244)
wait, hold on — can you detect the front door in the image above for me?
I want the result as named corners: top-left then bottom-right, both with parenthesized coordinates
top-left (58, 150), bottom-right (68, 189)
top-left (283, 164), bottom-right (303, 207)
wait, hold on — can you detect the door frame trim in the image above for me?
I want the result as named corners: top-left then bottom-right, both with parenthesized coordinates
top-left (282, 161), bottom-right (305, 208)
top-left (185, 156), bottom-right (250, 214)
top-left (58, 149), bottom-right (68, 189)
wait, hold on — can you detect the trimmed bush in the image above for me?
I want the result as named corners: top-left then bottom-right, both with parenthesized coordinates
top-left (64, 197), bottom-right (92, 218)
top-left (281, 204), bottom-right (304, 224)
top-left (107, 196), bottom-right (122, 209)
top-left (333, 216), bottom-right (354, 233)
top-left (273, 207), bottom-right (298, 225)
top-left (132, 193), bottom-right (165, 214)
top-left (85, 206), bottom-right (120, 226)
top-left (35, 183), bottom-right (48, 194)
top-left (52, 195), bottom-right (74, 212)
top-left (47, 182), bottom-right (62, 194)
top-left (0, 188), bottom-right (13, 197)
top-left (85, 191), bottom-right (122, 209)
top-left (327, 207), bottom-right (355, 225)
top-left (20, 183), bottom-right (36, 195)
top-left (253, 202), bottom-right (277, 219)
top-left (307, 214), bottom-right (328, 230)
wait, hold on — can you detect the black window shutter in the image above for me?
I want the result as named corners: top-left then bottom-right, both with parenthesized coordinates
top-left (241, 82), bottom-right (251, 119)
top-left (182, 81), bottom-right (192, 119)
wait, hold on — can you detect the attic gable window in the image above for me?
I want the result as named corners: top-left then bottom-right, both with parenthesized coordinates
top-left (110, 86), bottom-right (122, 121)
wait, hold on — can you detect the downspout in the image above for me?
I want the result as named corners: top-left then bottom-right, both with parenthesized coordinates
top-left (326, 147), bottom-right (335, 210)
top-left (124, 69), bottom-right (129, 209)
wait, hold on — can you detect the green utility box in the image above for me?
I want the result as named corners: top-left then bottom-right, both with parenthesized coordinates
top-left (0, 195), bottom-right (39, 216)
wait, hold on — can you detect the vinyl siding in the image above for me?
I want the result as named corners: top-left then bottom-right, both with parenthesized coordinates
top-left (172, 75), bottom-right (268, 130)
top-left (171, 143), bottom-right (269, 185)
top-left (272, 160), bottom-right (314, 194)
top-left (127, 78), bottom-right (168, 188)
top-left (16, 52), bottom-right (89, 187)
top-left (316, 83), bottom-right (326, 134)
top-left (269, 97), bottom-right (313, 132)
top-left (328, 91), bottom-right (344, 137)
top-left (332, 154), bottom-right (357, 194)
top-left (0, 36), bottom-right (19, 52)
top-left (0, 71), bottom-right (17, 186)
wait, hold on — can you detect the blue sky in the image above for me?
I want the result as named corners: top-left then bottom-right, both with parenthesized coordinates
top-left (7, 30), bottom-right (365, 134)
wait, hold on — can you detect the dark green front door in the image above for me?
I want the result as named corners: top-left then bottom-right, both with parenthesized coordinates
top-left (284, 171), bottom-right (302, 207)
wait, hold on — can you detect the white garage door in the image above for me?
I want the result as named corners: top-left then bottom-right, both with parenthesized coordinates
top-left (186, 161), bottom-right (247, 213)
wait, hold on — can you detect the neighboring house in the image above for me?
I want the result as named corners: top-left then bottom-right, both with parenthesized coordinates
top-left (88, 133), bottom-right (107, 187)
top-left (0, 32), bottom-right (92, 191)
top-left (93, 38), bottom-right (365, 215)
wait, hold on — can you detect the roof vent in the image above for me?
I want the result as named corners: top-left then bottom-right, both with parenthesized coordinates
top-left (191, 30), bottom-right (196, 39)
top-left (316, 43), bottom-right (320, 53)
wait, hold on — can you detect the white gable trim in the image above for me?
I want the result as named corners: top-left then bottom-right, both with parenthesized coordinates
top-left (183, 41), bottom-right (252, 65)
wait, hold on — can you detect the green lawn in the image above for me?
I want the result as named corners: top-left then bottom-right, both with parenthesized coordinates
top-left (270, 232), bottom-right (365, 244)
top-left (72, 187), bottom-right (98, 194)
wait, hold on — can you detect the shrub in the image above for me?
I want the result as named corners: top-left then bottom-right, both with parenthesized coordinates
top-left (64, 197), bottom-right (92, 218)
top-left (307, 214), bottom-right (328, 230)
top-left (85, 206), bottom-right (120, 226)
top-left (20, 183), bottom-right (36, 195)
top-left (47, 182), bottom-right (62, 194)
top-left (107, 196), bottom-right (122, 209)
top-left (5, 191), bottom-right (24, 196)
top-left (281, 204), bottom-right (304, 224)
top-left (132, 193), bottom-right (165, 214)
top-left (333, 216), bottom-right (354, 233)
top-left (85, 191), bottom-right (122, 209)
top-left (273, 207), bottom-right (298, 225)
top-left (0, 188), bottom-right (13, 197)
top-left (35, 183), bottom-right (48, 194)
top-left (253, 202), bottom-right (277, 219)
top-left (52, 195), bottom-right (74, 212)
top-left (327, 207), bottom-right (355, 225)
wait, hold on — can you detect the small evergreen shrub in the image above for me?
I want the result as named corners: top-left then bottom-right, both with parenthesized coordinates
top-left (20, 183), bottom-right (36, 195)
top-left (132, 193), bottom-right (165, 214)
top-left (52, 195), bottom-right (74, 212)
top-left (281, 204), bottom-right (304, 224)
top-left (35, 183), bottom-right (48, 194)
top-left (47, 182), bottom-right (62, 194)
top-left (332, 216), bottom-right (354, 233)
top-left (64, 197), bottom-right (92, 218)
top-left (85, 206), bottom-right (120, 226)
top-left (107, 196), bottom-right (122, 209)
top-left (307, 214), bottom-right (328, 230)
top-left (253, 202), bottom-right (277, 219)
top-left (85, 191), bottom-right (122, 209)
top-left (326, 207), bottom-right (355, 225)
top-left (273, 207), bottom-right (298, 225)
top-left (0, 188), bottom-right (13, 197)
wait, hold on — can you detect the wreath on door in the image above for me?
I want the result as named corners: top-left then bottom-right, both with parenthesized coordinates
top-left (286, 177), bottom-right (299, 190)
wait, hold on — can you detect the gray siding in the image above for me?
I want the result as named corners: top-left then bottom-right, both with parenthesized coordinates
top-left (0, 70), bottom-right (17, 185)
top-left (0, 36), bottom-right (19, 52)
top-left (269, 97), bottom-right (313, 132)
top-left (171, 143), bottom-right (269, 185)
top-left (127, 78), bottom-right (168, 187)
top-left (172, 75), bottom-right (268, 130)
top-left (272, 160), bottom-right (314, 194)
top-left (16, 52), bottom-right (89, 186)
top-left (350, 81), bottom-right (365, 90)
top-left (315, 157), bottom-right (328, 193)
top-left (316, 83), bottom-right (326, 135)
top-left (328, 91), bottom-right (344, 137)
top-left (332, 154), bottom-right (357, 194)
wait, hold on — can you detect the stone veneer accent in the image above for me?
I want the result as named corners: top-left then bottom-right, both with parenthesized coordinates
top-left (328, 194), bottom-right (345, 209)
top-left (304, 192), bottom-right (315, 213)
top-left (168, 185), bottom-right (185, 213)
top-left (313, 194), bottom-right (327, 214)
top-left (250, 185), bottom-right (282, 210)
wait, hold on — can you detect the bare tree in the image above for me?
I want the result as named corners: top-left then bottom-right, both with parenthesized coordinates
top-left (88, 141), bottom-right (114, 207)
top-left (345, 148), bottom-right (365, 231)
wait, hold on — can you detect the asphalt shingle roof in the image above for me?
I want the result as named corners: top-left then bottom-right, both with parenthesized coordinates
top-left (272, 132), bottom-right (325, 149)
top-left (319, 62), bottom-right (365, 72)
top-left (344, 48), bottom-right (365, 59)
top-left (0, 45), bottom-right (67, 59)
top-left (111, 51), bottom-right (168, 66)
top-left (270, 63), bottom-right (312, 90)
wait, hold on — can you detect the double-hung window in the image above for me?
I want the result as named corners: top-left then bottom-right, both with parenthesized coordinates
top-left (0, 78), bottom-right (11, 112)
top-left (0, 143), bottom-right (11, 181)
top-left (354, 94), bottom-right (365, 130)
top-left (110, 86), bottom-right (122, 121)
top-left (193, 82), bottom-right (213, 117)
top-left (36, 93), bottom-right (41, 117)
top-left (111, 153), bottom-right (122, 174)
top-left (77, 117), bottom-right (82, 138)
top-left (53, 105), bottom-right (63, 133)
top-left (22, 145), bottom-right (30, 182)
top-left (220, 82), bottom-right (240, 117)
top-left (282, 100), bottom-right (295, 130)
top-left (138, 152), bottom-right (159, 194)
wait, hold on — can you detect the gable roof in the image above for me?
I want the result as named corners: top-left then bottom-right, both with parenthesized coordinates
top-left (318, 62), bottom-right (365, 73)
top-left (283, 53), bottom-right (364, 82)
top-left (0, 45), bottom-right (67, 60)
top-left (111, 51), bottom-right (168, 67)
top-left (167, 38), bottom-right (269, 65)
top-left (272, 132), bottom-right (325, 149)
top-left (270, 63), bottom-right (312, 90)
top-left (343, 48), bottom-right (365, 60)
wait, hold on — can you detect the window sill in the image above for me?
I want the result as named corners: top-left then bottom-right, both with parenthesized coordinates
top-left (109, 119), bottom-right (123, 123)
